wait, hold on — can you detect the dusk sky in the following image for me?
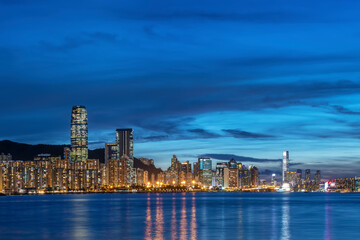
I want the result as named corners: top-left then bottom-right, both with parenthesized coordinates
top-left (1, 0), bottom-right (360, 178)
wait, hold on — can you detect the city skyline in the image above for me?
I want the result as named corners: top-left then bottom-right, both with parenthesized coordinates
top-left (0, 105), bottom-right (344, 180)
top-left (2, 1), bottom-right (360, 178)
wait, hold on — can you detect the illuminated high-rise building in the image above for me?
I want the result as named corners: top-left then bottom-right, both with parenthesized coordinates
top-left (70, 106), bottom-right (88, 163)
top-left (105, 143), bottom-right (118, 166)
top-left (271, 173), bottom-right (277, 186)
top-left (116, 129), bottom-right (134, 159)
top-left (315, 170), bottom-right (321, 185)
top-left (171, 155), bottom-right (179, 171)
top-left (198, 157), bottom-right (212, 187)
top-left (305, 169), bottom-right (311, 182)
top-left (282, 151), bottom-right (289, 183)
top-left (215, 162), bottom-right (228, 187)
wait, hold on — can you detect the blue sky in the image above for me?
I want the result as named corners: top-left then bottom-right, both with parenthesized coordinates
top-left (1, 0), bottom-right (360, 178)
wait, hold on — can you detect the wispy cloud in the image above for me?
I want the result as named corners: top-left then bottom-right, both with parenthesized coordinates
top-left (201, 153), bottom-right (281, 163)
top-left (223, 129), bottom-right (274, 139)
top-left (39, 32), bottom-right (120, 52)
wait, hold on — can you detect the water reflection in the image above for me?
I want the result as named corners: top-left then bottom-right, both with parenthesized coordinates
top-left (190, 195), bottom-right (197, 240)
top-left (144, 194), bottom-right (198, 240)
top-left (172, 194), bottom-right (198, 240)
top-left (325, 198), bottom-right (332, 240)
top-left (237, 200), bottom-right (243, 240)
top-left (70, 198), bottom-right (89, 240)
top-left (281, 196), bottom-right (290, 240)
top-left (145, 196), bottom-right (153, 240)
top-left (270, 202), bottom-right (278, 240)
top-left (171, 196), bottom-right (177, 240)
top-left (180, 196), bottom-right (187, 240)
top-left (155, 196), bottom-right (164, 239)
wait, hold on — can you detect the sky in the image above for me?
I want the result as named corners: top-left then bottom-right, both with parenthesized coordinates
top-left (1, 0), bottom-right (360, 179)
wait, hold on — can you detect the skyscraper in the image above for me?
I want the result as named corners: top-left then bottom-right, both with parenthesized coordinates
top-left (105, 143), bottom-right (118, 165)
top-left (198, 157), bottom-right (212, 187)
top-left (70, 106), bottom-right (88, 163)
top-left (116, 129), bottom-right (134, 159)
top-left (171, 155), bottom-right (179, 171)
top-left (315, 170), bottom-right (321, 185)
top-left (215, 162), bottom-right (228, 187)
top-left (282, 151), bottom-right (289, 183)
top-left (305, 169), bottom-right (311, 182)
top-left (116, 129), bottom-right (134, 186)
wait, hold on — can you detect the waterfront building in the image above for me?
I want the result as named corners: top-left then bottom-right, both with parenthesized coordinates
top-left (116, 129), bottom-right (134, 159)
top-left (239, 164), bottom-right (251, 188)
top-left (296, 168), bottom-right (302, 180)
top-left (70, 106), bottom-right (88, 163)
top-left (305, 169), bottom-right (311, 184)
top-left (105, 143), bottom-right (118, 166)
top-left (193, 162), bottom-right (200, 180)
top-left (115, 129), bottom-right (135, 185)
top-left (171, 155), bottom-right (180, 171)
top-left (144, 170), bottom-right (149, 185)
top-left (54, 159), bottom-right (70, 190)
top-left (224, 167), bottom-right (238, 188)
top-left (198, 157), bottom-right (212, 187)
top-left (286, 171), bottom-right (298, 191)
top-left (282, 151), bottom-right (289, 183)
top-left (164, 169), bottom-right (179, 186)
top-left (151, 173), bottom-right (156, 186)
top-left (271, 173), bottom-right (277, 186)
top-left (135, 168), bottom-right (144, 186)
top-left (157, 172), bottom-right (165, 185)
top-left (215, 162), bottom-right (228, 187)
top-left (107, 158), bottom-right (125, 188)
top-left (180, 161), bottom-right (192, 186)
top-left (315, 170), bottom-right (321, 185)
top-left (355, 177), bottom-right (360, 192)
top-left (105, 143), bottom-right (118, 185)
top-left (249, 165), bottom-right (259, 186)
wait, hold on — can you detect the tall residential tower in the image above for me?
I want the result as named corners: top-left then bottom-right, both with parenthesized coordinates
top-left (70, 106), bottom-right (88, 162)
top-left (282, 151), bottom-right (289, 183)
top-left (116, 129), bottom-right (134, 159)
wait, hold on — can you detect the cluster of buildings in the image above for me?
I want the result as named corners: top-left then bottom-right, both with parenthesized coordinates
top-left (160, 156), bottom-right (259, 189)
top-left (325, 177), bottom-right (360, 192)
top-left (280, 151), bottom-right (322, 192)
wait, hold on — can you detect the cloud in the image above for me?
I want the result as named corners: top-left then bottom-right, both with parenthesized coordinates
top-left (40, 37), bottom-right (93, 52)
top-left (85, 32), bottom-right (118, 43)
top-left (223, 129), bottom-right (274, 139)
top-left (201, 153), bottom-right (282, 163)
top-left (141, 135), bottom-right (169, 141)
top-left (332, 105), bottom-right (360, 115)
top-left (39, 32), bottom-right (119, 52)
top-left (187, 128), bottom-right (221, 138)
top-left (133, 11), bottom-right (305, 24)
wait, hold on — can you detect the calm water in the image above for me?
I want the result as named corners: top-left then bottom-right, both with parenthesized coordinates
top-left (0, 192), bottom-right (360, 240)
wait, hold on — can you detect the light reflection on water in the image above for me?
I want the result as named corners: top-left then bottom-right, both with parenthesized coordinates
top-left (71, 199), bottom-right (89, 240)
top-left (1, 193), bottom-right (360, 240)
top-left (281, 197), bottom-right (290, 240)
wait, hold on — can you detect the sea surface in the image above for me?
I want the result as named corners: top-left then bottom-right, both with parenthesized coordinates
top-left (0, 192), bottom-right (359, 240)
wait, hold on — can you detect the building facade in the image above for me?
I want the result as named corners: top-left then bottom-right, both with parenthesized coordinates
top-left (70, 106), bottom-right (88, 163)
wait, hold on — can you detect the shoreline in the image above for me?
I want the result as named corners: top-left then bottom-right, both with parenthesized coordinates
top-left (2, 190), bottom-right (345, 196)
